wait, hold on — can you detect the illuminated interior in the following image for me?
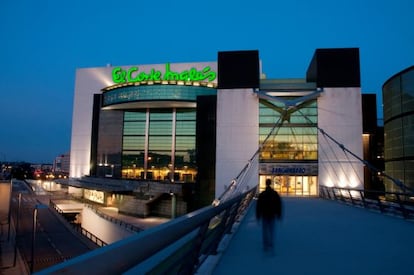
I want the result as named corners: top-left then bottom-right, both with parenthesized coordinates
top-left (258, 97), bottom-right (318, 196)
top-left (121, 108), bottom-right (197, 182)
top-left (259, 175), bottom-right (318, 196)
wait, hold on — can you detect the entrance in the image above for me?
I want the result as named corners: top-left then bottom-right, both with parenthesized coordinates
top-left (259, 175), bottom-right (317, 196)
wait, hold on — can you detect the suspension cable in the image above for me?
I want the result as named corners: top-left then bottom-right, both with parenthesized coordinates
top-left (319, 131), bottom-right (343, 185)
top-left (217, 110), bottom-right (285, 203)
top-left (217, 92), bottom-right (414, 205)
top-left (297, 109), bottom-right (414, 194)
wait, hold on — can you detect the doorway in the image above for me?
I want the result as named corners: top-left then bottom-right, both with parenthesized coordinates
top-left (259, 175), bottom-right (317, 196)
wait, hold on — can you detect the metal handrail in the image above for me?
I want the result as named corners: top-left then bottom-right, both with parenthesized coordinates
top-left (49, 200), bottom-right (108, 247)
top-left (34, 186), bottom-right (256, 275)
top-left (319, 186), bottom-right (414, 220)
top-left (83, 204), bottom-right (143, 233)
top-left (72, 226), bottom-right (107, 247)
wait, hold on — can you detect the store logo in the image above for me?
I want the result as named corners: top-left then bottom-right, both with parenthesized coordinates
top-left (112, 63), bottom-right (217, 84)
top-left (271, 167), bottom-right (306, 174)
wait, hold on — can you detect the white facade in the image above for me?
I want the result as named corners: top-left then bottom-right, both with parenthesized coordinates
top-left (70, 57), bottom-right (365, 199)
top-left (215, 89), bottom-right (259, 198)
top-left (317, 87), bottom-right (364, 189)
top-left (70, 62), bottom-right (217, 179)
top-left (70, 67), bottom-right (112, 178)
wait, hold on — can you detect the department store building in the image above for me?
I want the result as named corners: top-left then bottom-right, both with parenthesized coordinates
top-left (70, 48), bottom-right (364, 203)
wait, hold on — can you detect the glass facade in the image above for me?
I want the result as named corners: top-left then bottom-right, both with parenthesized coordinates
top-left (259, 98), bottom-right (318, 196)
top-left (121, 108), bottom-right (197, 182)
top-left (94, 83), bottom-right (217, 182)
top-left (95, 80), bottom-right (321, 196)
top-left (95, 109), bottom-right (123, 178)
top-left (383, 66), bottom-right (414, 193)
top-left (102, 85), bottom-right (216, 107)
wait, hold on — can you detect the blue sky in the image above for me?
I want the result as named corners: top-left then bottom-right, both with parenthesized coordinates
top-left (0, 0), bottom-right (413, 163)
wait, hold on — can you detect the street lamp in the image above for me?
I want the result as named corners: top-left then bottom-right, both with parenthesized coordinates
top-left (31, 203), bottom-right (48, 273)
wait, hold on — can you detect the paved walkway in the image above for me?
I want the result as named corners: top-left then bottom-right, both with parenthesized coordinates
top-left (0, 220), bottom-right (29, 275)
top-left (211, 197), bottom-right (414, 275)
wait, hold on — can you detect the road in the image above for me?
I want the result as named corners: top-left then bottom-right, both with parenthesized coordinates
top-left (10, 180), bottom-right (98, 273)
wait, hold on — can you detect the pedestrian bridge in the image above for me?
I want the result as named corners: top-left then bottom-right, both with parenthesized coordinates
top-left (35, 186), bottom-right (414, 275)
top-left (209, 197), bottom-right (414, 275)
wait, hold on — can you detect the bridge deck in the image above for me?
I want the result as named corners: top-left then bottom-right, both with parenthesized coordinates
top-left (210, 197), bottom-right (414, 275)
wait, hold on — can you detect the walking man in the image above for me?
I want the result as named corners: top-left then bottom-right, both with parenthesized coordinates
top-left (256, 178), bottom-right (282, 253)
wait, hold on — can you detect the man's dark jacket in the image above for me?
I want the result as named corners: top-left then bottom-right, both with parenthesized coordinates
top-left (256, 187), bottom-right (282, 220)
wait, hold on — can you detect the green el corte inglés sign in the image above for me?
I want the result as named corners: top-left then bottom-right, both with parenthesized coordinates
top-left (112, 63), bottom-right (216, 84)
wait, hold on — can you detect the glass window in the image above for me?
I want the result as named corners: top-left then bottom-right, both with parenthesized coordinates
top-left (175, 109), bottom-right (196, 168)
top-left (95, 110), bottom-right (123, 178)
top-left (259, 99), bottom-right (318, 162)
top-left (403, 115), bottom-right (414, 157)
top-left (176, 136), bottom-right (195, 151)
top-left (123, 136), bottom-right (145, 150)
top-left (148, 109), bottom-right (173, 154)
top-left (124, 121), bottom-right (146, 135)
top-left (121, 108), bottom-right (197, 181)
top-left (103, 85), bottom-right (216, 107)
top-left (402, 70), bottom-right (414, 113)
top-left (385, 119), bottom-right (403, 159)
top-left (383, 77), bottom-right (401, 120)
top-left (176, 121), bottom-right (196, 135)
top-left (176, 110), bottom-right (196, 120)
top-left (124, 111), bottom-right (146, 121)
top-left (149, 136), bottom-right (172, 151)
top-left (149, 121), bottom-right (172, 135)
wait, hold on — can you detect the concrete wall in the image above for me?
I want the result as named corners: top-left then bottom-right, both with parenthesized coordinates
top-left (215, 89), bottom-right (259, 198)
top-left (317, 87), bottom-right (364, 189)
top-left (0, 181), bottom-right (11, 222)
top-left (70, 67), bottom-right (113, 178)
top-left (81, 206), bottom-right (134, 244)
top-left (119, 194), bottom-right (187, 218)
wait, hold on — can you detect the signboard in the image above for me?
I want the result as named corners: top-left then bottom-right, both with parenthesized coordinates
top-left (112, 63), bottom-right (217, 84)
top-left (83, 189), bottom-right (105, 204)
top-left (259, 163), bottom-right (318, 175)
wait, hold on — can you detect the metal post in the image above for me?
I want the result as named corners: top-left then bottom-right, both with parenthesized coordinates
top-left (13, 193), bottom-right (21, 267)
top-left (170, 192), bottom-right (176, 219)
top-left (7, 179), bottom-right (12, 241)
top-left (31, 207), bottom-right (38, 273)
top-left (30, 204), bottom-right (47, 273)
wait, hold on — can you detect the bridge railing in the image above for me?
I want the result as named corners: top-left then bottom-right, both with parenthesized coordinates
top-left (34, 186), bottom-right (256, 275)
top-left (319, 186), bottom-right (414, 220)
top-left (72, 225), bottom-right (108, 247)
top-left (83, 204), bottom-right (143, 233)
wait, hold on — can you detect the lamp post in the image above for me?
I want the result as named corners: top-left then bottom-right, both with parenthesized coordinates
top-left (30, 203), bottom-right (48, 273)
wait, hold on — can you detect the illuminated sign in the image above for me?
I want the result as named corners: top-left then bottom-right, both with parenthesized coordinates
top-left (112, 63), bottom-right (217, 84)
top-left (259, 163), bottom-right (318, 175)
top-left (271, 167), bottom-right (306, 174)
top-left (84, 189), bottom-right (105, 204)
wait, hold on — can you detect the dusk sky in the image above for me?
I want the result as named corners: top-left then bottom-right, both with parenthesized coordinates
top-left (1, 0), bottom-right (413, 163)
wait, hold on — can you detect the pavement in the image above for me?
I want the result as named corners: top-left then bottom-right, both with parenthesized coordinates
top-left (211, 198), bottom-right (414, 275)
top-left (0, 219), bottom-right (29, 275)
